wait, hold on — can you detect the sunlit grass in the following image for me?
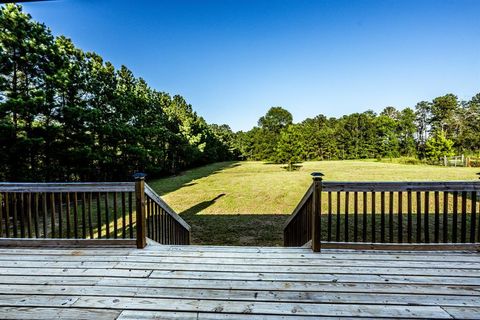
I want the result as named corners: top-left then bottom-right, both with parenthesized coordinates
top-left (148, 160), bottom-right (479, 246)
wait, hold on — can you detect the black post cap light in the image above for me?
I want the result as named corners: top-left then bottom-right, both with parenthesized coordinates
top-left (311, 172), bottom-right (324, 180)
top-left (133, 172), bottom-right (147, 180)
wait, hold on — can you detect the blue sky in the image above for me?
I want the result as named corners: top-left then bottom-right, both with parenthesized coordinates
top-left (23, 0), bottom-right (480, 131)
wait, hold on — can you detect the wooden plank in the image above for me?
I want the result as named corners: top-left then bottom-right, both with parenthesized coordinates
top-left (118, 311), bottom-right (316, 320)
top-left (0, 182), bottom-right (135, 193)
top-left (2, 248), bottom-right (479, 262)
top-left (1, 275), bottom-right (477, 297)
top-left (0, 267), bottom-right (151, 277)
top-left (72, 296), bottom-right (452, 318)
top-left (113, 259), bottom-right (480, 271)
top-left (322, 181), bottom-right (480, 192)
top-left (2, 250), bottom-right (479, 265)
top-left (0, 238), bottom-right (136, 247)
top-left (0, 307), bottom-right (121, 320)
top-left (320, 242), bottom-right (480, 252)
top-left (99, 275), bottom-right (480, 291)
top-left (0, 284), bottom-right (478, 307)
top-left (442, 307), bottom-right (480, 319)
top-left (0, 295), bottom-right (78, 307)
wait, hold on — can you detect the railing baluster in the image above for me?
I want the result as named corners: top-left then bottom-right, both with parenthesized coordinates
top-left (96, 192), bottom-right (102, 239)
top-left (34, 193), bottom-right (39, 238)
top-left (353, 192), bottom-right (358, 242)
top-left (407, 191), bottom-right (412, 243)
top-left (104, 192), bottom-right (110, 239)
top-left (461, 191), bottom-right (467, 243)
top-left (19, 193), bottom-right (25, 238)
top-left (344, 192), bottom-right (349, 242)
top-left (327, 192), bottom-right (332, 242)
top-left (121, 192), bottom-right (126, 239)
top-left (81, 192), bottom-right (87, 239)
top-left (388, 191), bottom-right (394, 243)
top-left (88, 192), bottom-right (94, 239)
top-left (50, 193), bottom-right (55, 238)
top-left (424, 191), bottom-right (429, 243)
top-left (66, 192), bottom-right (71, 238)
top-left (0, 193), bottom-right (4, 237)
top-left (371, 192), bottom-right (376, 243)
top-left (113, 192), bottom-right (118, 239)
top-left (443, 191), bottom-right (448, 243)
top-left (434, 191), bottom-right (439, 243)
top-left (12, 193), bottom-right (18, 238)
top-left (362, 191), bottom-right (367, 242)
top-left (336, 191), bottom-right (341, 242)
top-left (4, 193), bottom-right (10, 238)
top-left (59, 193), bottom-right (64, 238)
top-left (416, 192), bottom-right (422, 243)
top-left (452, 191), bottom-right (458, 243)
top-left (398, 191), bottom-right (403, 243)
top-left (42, 193), bottom-right (47, 238)
top-left (380, 192), bottom-right (385, 243)
top-left (470, 191), bottom-right (477, 243)
top-left (73, 192), bottom-right (78, 239)
top-left (129, 192), bottom-right (133, 239)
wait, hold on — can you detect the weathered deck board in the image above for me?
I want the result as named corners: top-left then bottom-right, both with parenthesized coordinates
top-left (0, 245), bottom-right (478, 319)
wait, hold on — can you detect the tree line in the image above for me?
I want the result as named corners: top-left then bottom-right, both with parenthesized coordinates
top-left (233, 93), bottom-right (480, 166)
top-left (2, 4), bottom-right (479, 182)
top-left (0, 4), bottom-right (236, 182)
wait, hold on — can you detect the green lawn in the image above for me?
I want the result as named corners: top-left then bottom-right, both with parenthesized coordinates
top-left (149, 160), bottom-right (479, 246)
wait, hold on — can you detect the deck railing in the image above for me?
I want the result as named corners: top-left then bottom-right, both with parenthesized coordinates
top-left (284, 172), bottom-right (480, 251)
top-left (0, 175), bottom-right (190, 248)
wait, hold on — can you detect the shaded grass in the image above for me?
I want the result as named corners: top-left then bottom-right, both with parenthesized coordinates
top-left (149, 160), bottom-right (479, 246)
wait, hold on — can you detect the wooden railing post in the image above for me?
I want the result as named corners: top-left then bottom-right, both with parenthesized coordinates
top-left (311, 172), bottom-right (324, 252)
top-left (134, 173), bottom-right (147, 249)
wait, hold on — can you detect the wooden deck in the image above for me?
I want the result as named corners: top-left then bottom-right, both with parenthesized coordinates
top-left (0, 244), bottom-right (479, 319)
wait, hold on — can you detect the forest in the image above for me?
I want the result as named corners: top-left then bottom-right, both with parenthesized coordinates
top-left (1, 4), bottom-right (479, 182)
top-left (237, 93), bottom-right (480, 166)
top-left (0, 4), bottom-right (235, 181)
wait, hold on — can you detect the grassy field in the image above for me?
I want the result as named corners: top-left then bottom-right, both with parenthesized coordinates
top-left (149, 160), bottom-right (479, 246)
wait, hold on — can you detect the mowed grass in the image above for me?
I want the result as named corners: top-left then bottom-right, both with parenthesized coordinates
top-left (148, 160), bottom-right (479, 246)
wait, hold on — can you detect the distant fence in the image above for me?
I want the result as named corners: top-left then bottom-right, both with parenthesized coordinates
top-left (443, 155), bottom-right (480, 167)
top-left (284, 173), bottom-right (480, 251)
top-left (0, 176), bottom-right (190, 248)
